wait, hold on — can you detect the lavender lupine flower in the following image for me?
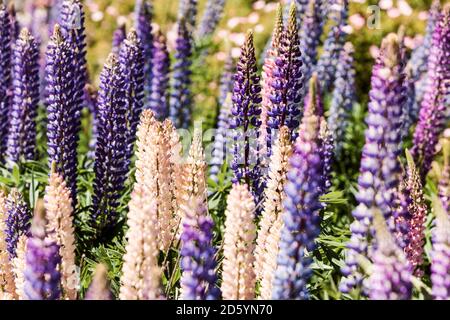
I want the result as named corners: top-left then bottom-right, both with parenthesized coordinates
top-left (91, 54), bottom-right (128, 232)
top-left (23, 203), bottom-right (61, 300)
top-left (430, 195), bottom-right (450, 300)
top-left (8, 3), bottom-right (20, 41)
top-left (229, 31), bottom-right (262, 196)
top-left (169, 20), bottom-right (193, 129)
top-left (111, 23), bottom-right (126, 55)
top-left (327, 42), bottom-right (356, 158)
top-left (119, 30), bottom-right (145, 171)
top-left (5, 189), bottom-right (32, 259)
top-left (219, 53), bottom-right (235, 107)
top-left (0, 5), bottom-right (11, 161)
top-left (148, 31), bottom-right (170, 120)
top-left (266, 4), bottom-right (303, 154)
top-left (319, 118), bottom-right (333, 194)
top-left (315, 0), bottom-right (349, 92)
top-left (272, 78), bottom-right (324, 300)
top-left (134, 0), bottom-right (153, 102)
top-left (438, 139), bottom-right (449, 214)
top-left (340, 35), bottom-right (405, 293)
top-left (299, 0), bottom-right (324, 88)
top-left (6, 29), bottom-right (39, 164)
top-left (46, 25), bottom-right (78, 206)
top-left (180, 197), bottom-right (220, 300)
top-left (196, 0), bottom-right (226, 39)
top-left (367, 210), bottom-right (412, 300)
top-left (178, 0), bottom-right (198, 31)
top-left (85, 264), bottom-right (113, 300)
top-left (411, 8), bottom-right (450, 179)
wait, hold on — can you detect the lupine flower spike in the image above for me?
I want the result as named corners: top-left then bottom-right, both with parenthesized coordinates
top-left (148, 31), bottom-right (170, 120)
top-left (430, 195), bottom-right (450, 300)
top-left (438, 139), bottom-right (449, 214)
top-left (46, 25), bottom-right (78, 205)
top-left (169, 19), bottom-right (193, 129)
top-left (5, 189), bottom-right (31, 260)
top-left (254, 126), bottom-right (292, 300)
top-left (111, 23), bottom-right (126, 55)
top-left (0, 4), bottom-right (11, 160)
top-left (412, 7), bottom-right (449, 179)
top-left (120, 110), bottom-right (162, 300)
top-left (44, 163), bottom-right (77, 299)
top-left (230, 31), bottom-right (262, 196)
top-left (85, 264), bottom-right (113, 300)
top-left (91, 54), bottom-right (128, 232)
top-left (0, 190), bottom-right (16, 299)
top-left (23, 200), bottom-right (62, 300)
top-left (197, 0), bottom-right (226, 39)
top-left (11, 235), bottom-right (27, 299)
top-left (178, 0), bottom-right (198, 31)
top-left (367, 209), bottom-right (412, 300)
top-left (8, 3), bottom-right (20, 41)
top-left (272, 77), bottom-right (324, 300)
top-left (221, 183), bottom-right (256, 300)
top-left (180, 196), bottom-right (220, 300)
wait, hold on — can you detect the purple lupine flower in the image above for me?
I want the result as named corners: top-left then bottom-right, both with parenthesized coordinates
top-left (180, 197), bottom-right (220, 300)
top-left (6, 29), bottom-right (40, 164)
top-left (23, 204), bottom-right (61, 300)
top-left (430, 195), bottom-right (450, 300)
top-left (411, 8), bottom-right (450, 179)
top-left (266, 3), bottom-right (303, 154)
top-left (111, 23), bottom-right (126, 55)
top-left (118, 30), bottom-right (145, 172)
top-left (0, 5), bottom-right (11, 161)
top-left (196, 0), bottom-right (226, 39)
top-left (46, 25), bottom-right (78, 206)
top-left (367, 210), bottom-right (412, 300)
top-left (327, 42), bottom-right (356, 158)
top-left (438, 139), bottom-right (449, 214)
top-left (5, 189), bottom-right (32, 259)
top-left (340, 35), bottom-right (405, 293)
top-left (8, 3), bottom-right (20, 40)
top-left (134, 0), bottom-right (153, 102)
top-left (91, 54), bottom-right (128, 232)
top-left (319, 118), bottom-right (334, 194)
top-left (178, 0), bottom-right (198, 31)
top-left (148, 31), bottom-right (170, 120)
top-left (315, 0), bottom-right (349, 92)
top-left (272, 77), bottom-right (324, 300)
top-left (229, 31), bottom-right (262, 195)
top-left (299, 0), bottom-right (324, 88)
top-left (218, 53), bottom-right (235, 107)
top-left (169, 19), bottom-right (193, 129)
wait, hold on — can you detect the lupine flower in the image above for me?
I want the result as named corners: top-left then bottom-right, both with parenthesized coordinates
top-left (315, 0), bottom-right (349, 92)
top-left (169, 19), bottom-right (193, 129)
top-left (218, 53), bottom-right (235, 107)
top-left (319, 118), bottom-right (334, 194)
top-left (197, 0), bottom-right (226, 39)
top-left (412, 7), bottom-right (450, 179)
top-left (180, 196), bottom-right (220, 300)
top-left (120, 111), bottom-right (161, 300)
top-left (134, 0), bottom-right (153, 102)
top-left (91, 54), bottom-right (128, 232)
top-left (327, 42), bottom-right (356, 159)
top-left (85, 264), bottom-right (113, 300)
top-left (272, 78), bottom-right (324, 300)
top-left (367, 209), bottom-right (412, 300)
top-left (8, 3), bottom-right (20, 41)
top-left (11, 235), bottom-right (27, 299)
top-left (430, 195), bottom-right (450, 300)
top-left (23, 202), bottom-right (62, 300)
top-left (210, 94), bottom-right (232, 183)
top-left (254, 126), bottom-right (292, 300)
top-left (0, 190), bottom-right (16, 299)
top-left (148, 31), bottom-right (170, 120)
top-left (5, 189), bottom-right (31, 260)
top-left (340, 34), bottom-right (405, 293)
top-left (111, 23), bottom-right (126, 55)
top-left (44, 164), bottom-right (77, 300)
top-left (46, 25), bottom-right (78, 206)
top-left (299, 0), bottom-right (324, 89)
top-left (6, 29), bottom-right (39, 164)
top-left (438, 139), bottom-right (449, 214)
top-left (266, 3), bottom-right (303, 154)
top-left (222, 183), bottom-right (256, 300)
top-left (178, 0), bottom-right (198, 31)
top-left (0, 5), bottom-right (12, 161)
top-left (119, 29), bottom-right (145, 170)
top-left (229, 31), bottom-right (263, 196)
